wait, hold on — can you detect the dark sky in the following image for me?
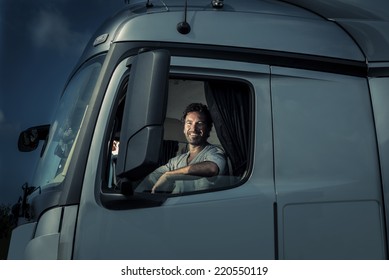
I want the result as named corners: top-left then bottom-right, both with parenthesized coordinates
top-left (0, 0), bottom-right (125, 206)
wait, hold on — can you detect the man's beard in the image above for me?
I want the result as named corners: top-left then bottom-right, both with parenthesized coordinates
top-left (186, 132), bottom-right (207, 146)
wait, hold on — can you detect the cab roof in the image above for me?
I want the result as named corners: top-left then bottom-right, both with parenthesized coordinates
top-left (283, 0), bottom-right (389, 63)
top-left (80, 0), bottom-right (389, 67)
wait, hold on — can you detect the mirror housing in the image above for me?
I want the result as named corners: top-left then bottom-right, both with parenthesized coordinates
top-left (18, 125), bottom-right (50, 152)
top-left (116, 49), bottom-right (170, 180)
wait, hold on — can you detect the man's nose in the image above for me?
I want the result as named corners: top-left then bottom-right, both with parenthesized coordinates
top-left (188, 122), bottom-right (196, 130)
top-left (193, 123), bottom-right (202, 130)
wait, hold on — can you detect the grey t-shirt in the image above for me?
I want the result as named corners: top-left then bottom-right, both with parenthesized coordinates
top-left (136, 144), bottom-right (228, 193)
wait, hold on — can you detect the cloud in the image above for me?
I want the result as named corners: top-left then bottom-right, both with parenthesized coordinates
top-left (29, 8), bottom-right (89, 55)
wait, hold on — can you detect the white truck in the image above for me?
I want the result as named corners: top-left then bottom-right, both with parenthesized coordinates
top-left (8, 0), bottom-right (389, 259)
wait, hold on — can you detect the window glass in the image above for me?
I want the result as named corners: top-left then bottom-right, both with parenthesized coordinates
top-left (32, 57), bottom-right (103, 190)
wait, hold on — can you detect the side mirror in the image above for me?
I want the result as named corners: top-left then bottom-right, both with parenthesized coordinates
top-left (18, 125), bottom-right (50, 152)
top-left (116, 49), bottom-right (170, 180)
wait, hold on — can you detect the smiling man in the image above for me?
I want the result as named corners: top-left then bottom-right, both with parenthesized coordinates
top-left (137, 103), bottom-right (228, 194)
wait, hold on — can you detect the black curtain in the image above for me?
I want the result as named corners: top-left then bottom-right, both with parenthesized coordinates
top-left (205, 81), bottom-right (250, 176)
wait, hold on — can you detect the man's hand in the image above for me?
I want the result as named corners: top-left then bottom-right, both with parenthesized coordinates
top-left (151, 172), bottom-right (172, 193)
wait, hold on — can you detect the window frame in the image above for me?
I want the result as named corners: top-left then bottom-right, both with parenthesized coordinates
top-left (99, 55), bottom-right (264, 209)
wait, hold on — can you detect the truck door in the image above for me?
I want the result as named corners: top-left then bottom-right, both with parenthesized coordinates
top-left (271, 66), bottom-right (386, 259)
top-left (73, 50), bottom-right (276, 259)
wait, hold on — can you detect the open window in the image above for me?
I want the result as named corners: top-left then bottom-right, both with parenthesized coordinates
top-left (102, 54), bottom-right (252, 202)
top-left (155, 78), bottom-right (251, 182)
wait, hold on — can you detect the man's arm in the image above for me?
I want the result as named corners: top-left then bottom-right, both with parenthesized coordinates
top-left (151, 161), bottom-right (219, 193)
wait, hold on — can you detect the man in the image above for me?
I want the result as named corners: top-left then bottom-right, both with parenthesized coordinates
top-left (137, 103), bottom-right (228, 194)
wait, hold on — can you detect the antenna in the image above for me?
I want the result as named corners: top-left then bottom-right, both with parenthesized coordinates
top-left (177, 0), bottom-right (191, 34)
top-left (212, 0), bottom-right (224, 8)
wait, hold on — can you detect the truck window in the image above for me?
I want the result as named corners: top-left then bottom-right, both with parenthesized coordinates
top-left (104, 78), bottom-right (252, 196)
top-left (32, 56), bottom-right (103, 190)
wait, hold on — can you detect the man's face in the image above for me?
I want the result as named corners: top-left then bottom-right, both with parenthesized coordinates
top-left (183, 111), bottom-right (210, 146)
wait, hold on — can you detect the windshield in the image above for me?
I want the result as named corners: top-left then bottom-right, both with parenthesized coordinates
top-left (32, 57), bottom-right (104, 190)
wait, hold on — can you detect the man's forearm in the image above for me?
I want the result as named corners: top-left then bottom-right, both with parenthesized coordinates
top-left (168, 161), bottom-right (219, 178)
top-left (151, 161), bottom-right (220, 193)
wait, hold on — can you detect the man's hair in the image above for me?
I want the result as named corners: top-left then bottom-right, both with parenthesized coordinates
top-left (182, 103), bottom-right (213, 130)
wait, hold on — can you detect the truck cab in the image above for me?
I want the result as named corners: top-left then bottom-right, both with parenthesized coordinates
top-left (8, 0), bottom-right (389, 259)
